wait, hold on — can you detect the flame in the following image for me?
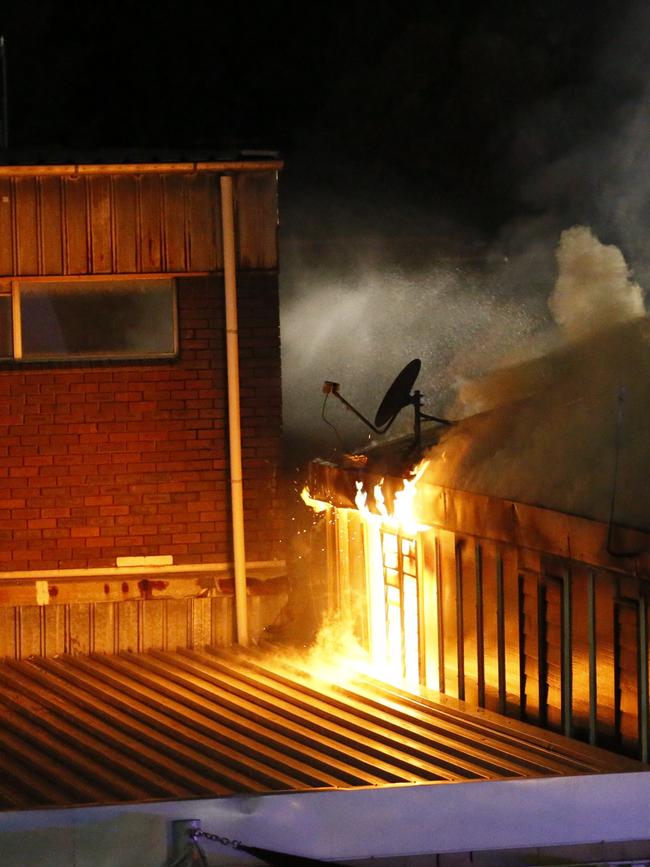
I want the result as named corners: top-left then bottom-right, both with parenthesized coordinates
top-left (300, 485), bottom-right (330, 512)
top-left (354, 460), bottom-right (429, 534)
top-left (302, 461), bottom-right (431, 692)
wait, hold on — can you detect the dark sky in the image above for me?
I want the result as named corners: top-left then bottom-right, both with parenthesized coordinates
top-left (2, 1), bottom-right (640, 237)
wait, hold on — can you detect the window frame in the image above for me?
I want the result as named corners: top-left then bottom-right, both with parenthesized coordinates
top-left (1, 274), bottom-right (179, 363)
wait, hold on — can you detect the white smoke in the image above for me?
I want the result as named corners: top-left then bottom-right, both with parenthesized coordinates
top-left (549, 226), bottom-right (644, 338)
top-left (425, 226), bottom-right (650, 530)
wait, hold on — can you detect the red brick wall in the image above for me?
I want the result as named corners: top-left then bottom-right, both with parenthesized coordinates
top-left (0, 275), bottom-right (284, 572)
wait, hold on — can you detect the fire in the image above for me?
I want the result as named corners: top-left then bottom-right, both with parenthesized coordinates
top-left (302, 461), bottom-right (430, 691)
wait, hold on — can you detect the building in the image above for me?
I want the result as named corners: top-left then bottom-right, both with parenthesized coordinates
top-left (0, 153), bottom-right (286, 653)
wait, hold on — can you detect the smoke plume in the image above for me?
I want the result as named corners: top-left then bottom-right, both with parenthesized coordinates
top-left (424, 226), bottom-right (650, 530)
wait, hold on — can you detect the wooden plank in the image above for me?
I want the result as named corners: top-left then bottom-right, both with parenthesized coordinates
top-left (595, 572), bottom-right (616, 746)
top-left (14, 177), bottom-right (39, 274)
top-left (138, 174), bottom-right (163, 272)
top-left (92, 601), bottom-right (116, 654)
top-left (481, 540), bottom-right (500, 713)
top-left (570, 564), bottom-right (591, 739)
top-left (116, 599), bottom-right (140, 653)
top-left (88, 175), bottom-right (112, 273)
top-left (141, 598), bottom-right (165, 650)
top-left (210, 595), bottom-right (234, 647)
top-left (17, 606), bottom-right (42, 658)
top-left (112, 174), bottom-right (138, 273)
top-left (438, 529), bottom-right (459, 698)
top-left (616, 600), bottom-right (640, 752)
top-left (43, 604), bottom-right (65, 657)
top-left (62, 176), bottom-right (89, 274)
top-left (0, 177), bottom-right (14, 274)
top-left (421, 532), bottom-right (441, 691)
top-left (520, 570), bottom-right (540, 723)
top-left (186, 173), bottom-right (219, 272)
top-left (39, 176), bottom-right (64, 274)
top-left (0, 607), bottom-right (17, 659)
top-left (68, 603), bottom-right (92, 655)
top-left (458, 537), bottom-right (479, 705)
top-left (161, 174), bottom-right (188, 271)
top-left (502, 546), bottom-right (521, 717)
top-left (235, 171), bottom-right (278, 270)
top-left (164, 597), bottom-right (189, 650)
top-left (190, 596), bottom-right (212, 648)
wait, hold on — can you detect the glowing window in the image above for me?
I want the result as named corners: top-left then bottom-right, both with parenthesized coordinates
top-left (380, 529), bottom-right (421, 683)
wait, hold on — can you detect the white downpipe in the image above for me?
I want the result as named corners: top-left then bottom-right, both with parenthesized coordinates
top-left (220, 174), bottom-right (248, 646)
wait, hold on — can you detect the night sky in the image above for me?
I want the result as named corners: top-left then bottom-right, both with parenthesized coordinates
top-left (2, 1), bottom-right (641, 238)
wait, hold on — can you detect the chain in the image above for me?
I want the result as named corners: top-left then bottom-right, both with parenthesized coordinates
top-left (192, 829), bottom-right (241, 850)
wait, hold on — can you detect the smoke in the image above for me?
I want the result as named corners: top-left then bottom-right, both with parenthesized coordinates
top-left (425, 226), bottom-right (650, 530)
top-left (549, 226), bottom-right (644, 338)
top-left (280, 235), bottom-right (550, 464)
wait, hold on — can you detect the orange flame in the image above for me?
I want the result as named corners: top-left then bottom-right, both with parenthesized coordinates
top-left (301, 461), bottom-right (430, 690)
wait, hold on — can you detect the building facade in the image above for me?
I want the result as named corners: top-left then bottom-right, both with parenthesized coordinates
top-left (0, 157), bottom-right (286, 653)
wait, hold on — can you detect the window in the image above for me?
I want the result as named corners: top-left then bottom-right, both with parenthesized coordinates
top-left (380, 529), bottom-right (421, 683)
top-left (0, 277), bottom-right (177, 362)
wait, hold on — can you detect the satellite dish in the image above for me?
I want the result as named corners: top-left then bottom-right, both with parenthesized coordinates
top-left (321, 356), bottom-right (451, 447)
top-left (374, 358), bottom-right (422, 428)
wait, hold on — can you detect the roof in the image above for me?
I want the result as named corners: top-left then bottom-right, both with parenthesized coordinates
top-left (0, 646), bottom-right (639, 810)
top-left (0, 147), bottom-right (283, 176)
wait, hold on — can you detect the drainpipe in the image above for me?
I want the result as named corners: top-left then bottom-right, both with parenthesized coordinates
top-left (220, 173), bottom-right (248, 645)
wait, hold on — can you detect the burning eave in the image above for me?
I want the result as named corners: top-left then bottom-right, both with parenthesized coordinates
top-left (307, 458), bottom-right (650, 577)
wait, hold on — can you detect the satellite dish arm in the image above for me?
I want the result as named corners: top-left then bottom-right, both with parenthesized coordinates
top-left (420, 410), bottom-right (452, 426)
top-left (322, 381), bottom-right (393, 434)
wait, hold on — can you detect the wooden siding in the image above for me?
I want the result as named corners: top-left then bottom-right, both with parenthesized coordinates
top-left (309, 464), bottom-right (650, 761)
top-left (0, 171), bottom-right (278, 276)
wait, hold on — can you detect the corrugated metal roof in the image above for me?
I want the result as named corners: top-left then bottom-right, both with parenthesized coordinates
top-left (0, 646), bottom-right (640, 810)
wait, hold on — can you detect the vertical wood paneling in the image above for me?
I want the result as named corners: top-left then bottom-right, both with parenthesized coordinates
top-left (481, 541), bottom-right (500, 712)
top-left (138, 175), bottom-right (163, 272)
top-left (0, 179), bottom-right (14, 274)
top-left (347, 511), bottom-right (368, 647)
top-left (0, 597), bottom-right (239, 662)
top-left (165, 598), bottom-right (189, 650)
top-left (541, 577), bottom-right (563, 732)
top-left (520, 571), bottom-right (540, 722)
top-left (502, 547), bottom-right (521, 716)
top-left (39, 177), bottom-right (64, 274)
top-left (142, 598), bottom-right (165, 650)
top-left (112, 174), bottom-right (138, 273)
top-left (17, 606), bottom-right (41, 658)
top-left (210, 596), bottom-right (234, 647)
top-left (43, 605), bottom-right (65, 656)
top-left (421, 533), bottom-right (440, 691)
top-left (595, 573), bottom-right (616, 745)
top-left (14, 178), bottom-right (39, 274)
top-left (616, 596), bottom-right (640, 752)
top-left (162, 174), bottom-right (188, 271)
top-left (458, 538), bottom-right (479, 705)
top-left (187, 173), bottom-right (219, 272)
top-left (89, 175), bottom-right (112, 273)
top-left (63, 176), bottom-right (90, 274)
top-left (68, 604), bottom-right (91, 655)
top-left (571, 565), bottom-right (591, 739)
top-left (0, 169), bottom-right (280, 277)
top-left (0, 607), bottom-right (17, 658)
top-left (438, 529), bottom-right (460, 698)
top-left (236, 172), bottom-right (278, 270)
top-left (190, 597), bottom-right (212, 647)
top-left (116, 599), bottom-right (139, 652)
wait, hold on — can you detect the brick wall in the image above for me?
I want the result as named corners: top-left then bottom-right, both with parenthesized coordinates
top-left (0, 275), bottom-right (284, 573)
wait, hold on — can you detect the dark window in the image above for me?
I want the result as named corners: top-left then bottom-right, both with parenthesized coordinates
top-left (16, 278), bottom-right (177, 361)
